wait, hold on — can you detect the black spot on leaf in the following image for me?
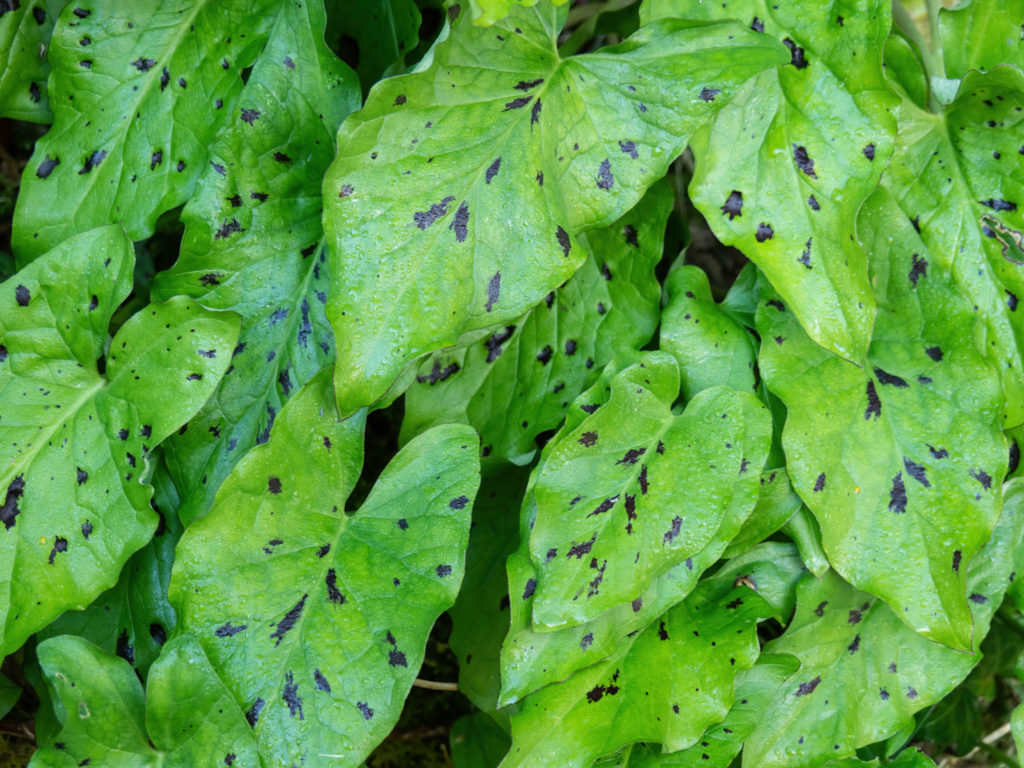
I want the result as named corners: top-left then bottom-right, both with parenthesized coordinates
top-left (596, 158), bottom-right (614, 190)
top-left (523, 578), bottom-right (536, 599)
top-left (76, 467), bottom-right (88, 485)
top-left (314, 669), bottom-right (331, 692)
top-left (556, 226), bottom-right (571, 256)
top-left (813, 473), bottom-right (826, 492)
top-left (536, 345), bottom-right (553, 365)
top-left (847, 634), bottom-right (860, 654)
top-left (357, 701), bottom-right (373, 720)
top-left (531, 98), bottom-right (542, 126)
top-left (792, 144), bottom-right (816, 178)
top-left (515, 78), bottom-right (544, 90)
top-left (414, 196), bottom-right (454, 229)
top-left (567, 535), bottom-right (596, 559)
top-left (81, 520), bottom-right (92, 539)
top-left (863, 144), bottom-right (875, 160)
top-left (755, 223), bottom-right (774, 242)
top-left (874, 368), bottom-right (908, 387)
top-left (484, 272), bottom-right (501, 312)
top-left (268, 476), bottom-right (282, 494)
top-left (616, 448), bottom-right (646, 465)
top-left (663, 516), bottom-right (682, 544)
top-left (160, 67), bottom-right (170, 90)
top-left (214, 218), bottom-right (244, 240)
top-left (782, 38), bottom-right (808, 68)
top-left (48, 536), bottom-right (68, 564)
top-left (864, 380), bottom-right (881, 420)
top-left (969, 592), bottom-right (988, 604)
top-left (326, 569), bottom-right (345, 604)
top-left (929, 445), bottom-right (949, 459)
top-left (578, 431), bottom-right (598, 447)
top-left (970, 468), bottom-right (992, 490)
top-left (485, 157), bottom-right (501, 184)
top-left (417, 360), bottom-right (459, 384)
top-left (270, 594), bottom-right (307, 646)
top-left (619, 140), bottom-right (638, 158)
top-left (132, 58), bottom-right (156, 72)
top-left (699, 87), bottom-right (722, 101)
top-left (449, 201), bottom-right (469, 242)
top-left (150, 623), bottom-right (166, 645)
top-left (794, 677), bottom-right (821, 696)
top-left (909, 253), bottom-right (927, 285)
top-left (889, 473), bottom-right (907, 513)
top-left (449, 495), bottom-right (469, 509)
top-left (215, 622), bottom-right (248, 637)
top-left (36, 156), bottom-right (59, 178)
top-left (503, 96), bottom-right (532, 110)
top-left (903, 457), bottom-right (930, 487)
top-left (925, 346), bottom-right (943, 361)
top-left (798, 237), bottom-right (813, 268)
top-left (750, 16), bottom-right (764, 31)
top-left (981, 199), bottom-right (1017, 212)
top-left (245, 698), bottom-right (264, 727)
top-left (721, 190), bottom-right (743, 219)
top-left (436, 564), bottom-right (452, 577)
top-left (484, 326), bottom-right (516, 362)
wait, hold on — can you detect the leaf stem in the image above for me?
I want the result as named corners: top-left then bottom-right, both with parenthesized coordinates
top-left (413, 678), bottom-right (460, 691)
top-left (890, 0), bottom-right (946, 112)
top-left (976, 740), bottom-right (1020, 768)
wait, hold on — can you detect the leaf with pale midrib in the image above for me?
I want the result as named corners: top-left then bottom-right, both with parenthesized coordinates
top-left (323, 2), bottom-right (788, 414)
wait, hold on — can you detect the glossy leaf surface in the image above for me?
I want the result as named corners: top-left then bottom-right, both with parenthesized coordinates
top-left (660, 263), bottom-right (757, 400)
top-left (502, 551), bottom-right (799, 768)
top-left (37, 458), bottom-right (181, 677)
top-left (30, 634), bottom-right (259, 767)
top-left (172, 370), bottom-right (480, 767)
top-left (150, 0), bottom-right (359, 524)
top-left (527, 352), bottom-right (771, 628)
top-left (12, 0), bottom-right (280, 260)
top-left (0, 0), bottom-right (67, 122)
top-left (643, 0), bottom-right (897, 363)
top-left (402, 182), bottom-right (670, 463)
top-left (323, 3), bottom-right (788, 413)
top-left (0, 224), bottom-right (237, 656)
top-left (758, 186), bottom-right (1006, 649)
top-left (882, 64), bottom-right (1024, 426)
top-left (742, 478), bottom-right (1024, 768)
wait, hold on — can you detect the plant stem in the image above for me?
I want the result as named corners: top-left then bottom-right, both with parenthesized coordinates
top-left (976, 741), bottom-right (1020, 768)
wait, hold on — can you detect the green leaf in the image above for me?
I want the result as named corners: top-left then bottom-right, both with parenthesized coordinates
top-left (1013, 700), bottom-right (1024, 757)
top-left (12, 0), bottom-right (282, 261)
top-left (468, 0), bottom-right (567, 26)
top-left (448, 461), bottom-right (527, 713)
top-left (0, 224), bottom-right (238, 656)
top-left (881, 65), bottom-right (1024, 426)
top-left (938, 0), bottom-right (1024, 76)
top-left (526, 352), bottom-right (771, 629)
top-left (883, 34), bottom-right (928, 111)
top-left (720, 469), bottom-right (801, 559)
top-left (758, 185), bottom-right (1006, 650)
top-left (741, 478), bottom-right (1024, 768)
top-left (0, 0), bottom-right (67, 123)
top-left (450, 712), bottom-right (511, 768)
top-left (171, 369), bottom-right (481, 767)
top-left (823, 751), bottom-right (937, 768)
top-left (625, 653), bottom-right (800, 768)
top-left (30, 634), bottom-right (259, 767)
top-left (323, 3), bottom-right (788, 413)
top-left (325, 0), bottom-right (421, 94)
top-left (149, 0), bottom-right (359, 525)
top-left (498, 358), bottom-right (784, 704)
top-left (660, 263), bottom-right (757, 401)
top-left (643, 0), bottom-right (897, 363)
top-left (501, 553), bottom-right (794, 768)
top-left (37, 456), bottom-right (181, 677)
top-left (401, 182), bottom-right (670, 464)
top-left (0, 672), bottom-right (21, 721)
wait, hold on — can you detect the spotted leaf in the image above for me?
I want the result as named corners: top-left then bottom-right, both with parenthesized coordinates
top-left (0, 0), bottom-right (67, 123)
top-left (660, 263), bottom-right (758, 401)
top-left (150, 0), bottom-right (359, 525)
top-left (0, 225), bottom-right (238, 657)
top-left (171, 369), bottom-right (480, 767)
top-left (882, 64), bottom-right (1024, 426)
top-left (501, 550), bottom-right (798, 768)
top-left (402, 182), bottom-right (670, 464)
top-left (758, 186), bottom-right (1006, 650)
top-left (323, 2), bottom-right (788, 414)
top-left (527, 352), bottom-right (771, 629)
top-left (12, 0), bottom-right (283, 261)
top-left (31, 634), bottom-right (259, 767)
top-left (742, 478), bottom-right (1024, 767)
top-left (643, 0), bottom-right (898, 363)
